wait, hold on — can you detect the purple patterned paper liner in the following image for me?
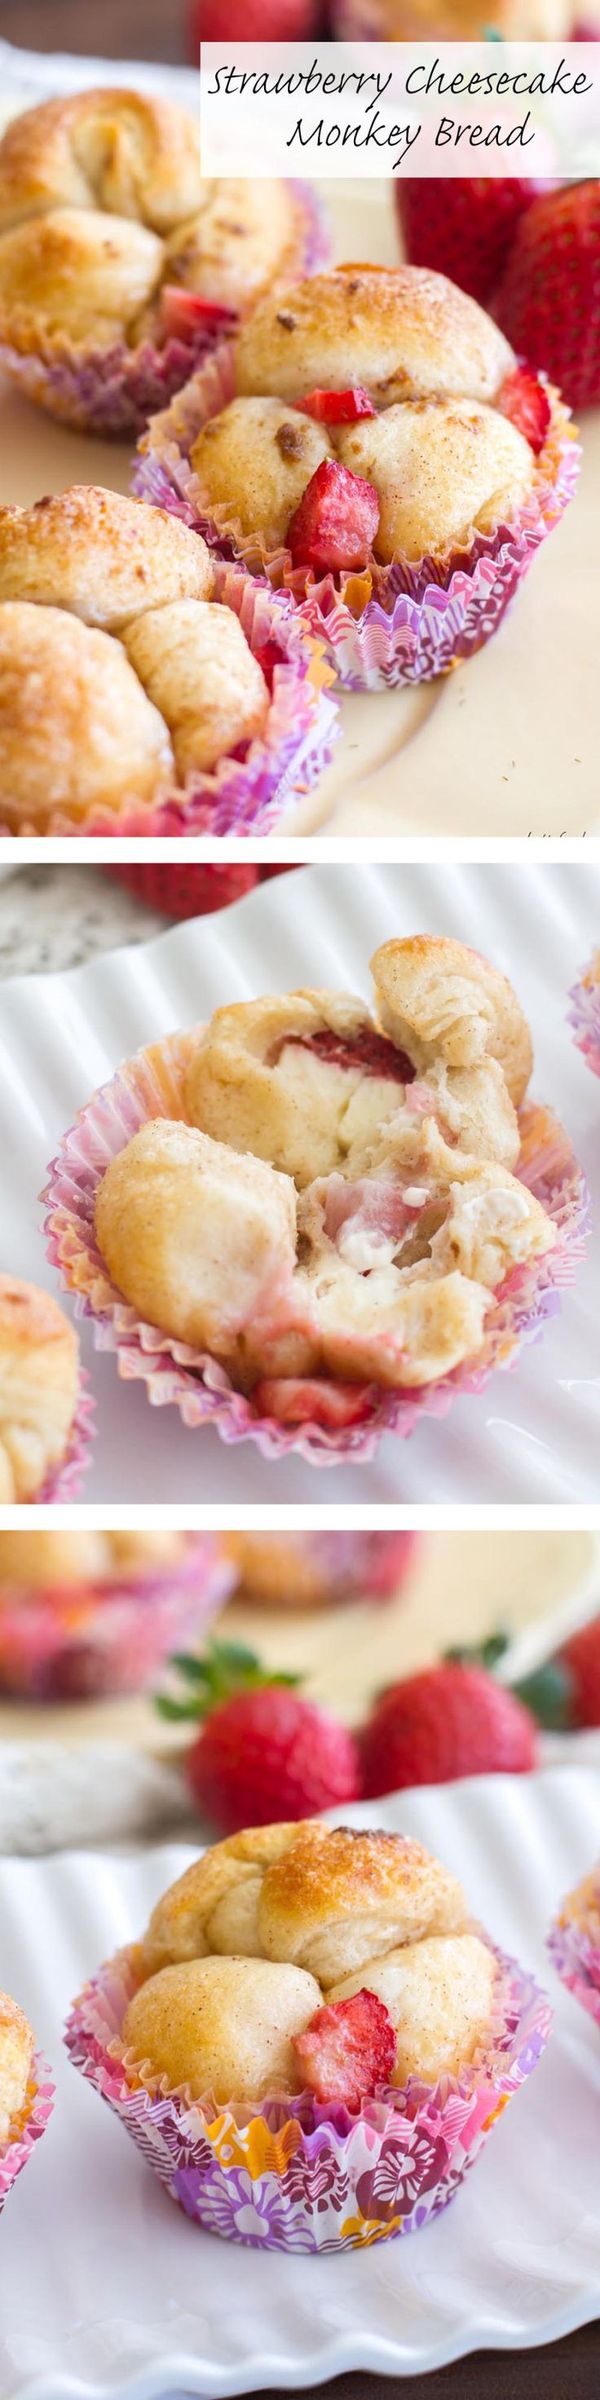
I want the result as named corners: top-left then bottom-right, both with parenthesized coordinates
top-left (568, 952), bottom-right (600, 1083)
top-left (135, 342), bottom-right (579, 692)
top-left (0, 1539), bottom-right (233, 1702)
top-left (548, 1870), bottom-right (600, 2031)
top-left (0, 183), bottom-right (329, 441)
top-left (41, 1033), bottom-right (589, 1468)
top-left (64, 1939), bottom-right (551, 2254)
top-left (0, 2053), bottom-right (54, 2216)
top-left (35, 1368), bottom-right (95, 1505)
top-left (0, 567), bottom-right (338, 842)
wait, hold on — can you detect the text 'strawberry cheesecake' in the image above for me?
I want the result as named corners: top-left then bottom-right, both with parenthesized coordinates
top-left (0, 487), bottom-right (270, 833)
top-left (0, 1277), bottom-right (80, 1502)
top-left (93, 935), bottom-right (555, 1402)
top-left (0, 1531), bottom-right (232, 1702)
top-left (222, 1531), bottom-right (417, 1610)
top-left (0, 89), bottom-right (320, 436)
top-left (66, 1816), bottom-right (552, 2250)
top-left (140, 261), bottom-right (577, 688)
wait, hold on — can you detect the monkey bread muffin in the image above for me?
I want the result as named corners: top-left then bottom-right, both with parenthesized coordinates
top-left (66, 1816), bottom-right (552, 2251)
top-left (0, 1991), bottom-right (53, 2215)
top-left (0, 1276), bottom-right (90, 1502)
top-left (43, 931), bottom-right (586, 1461)
top-left (0, 88), bottom-right (325, 435)
top-left (548, 1860), bottom-right (600, 2030)
top-left (222, 1531), bottom-right (417, 1611)
top-left (138, 263), bottom-right (579, 689)
top-left (0, 486), bottom-right (335, 838)
top-left (0, 1531), bottom-right (233, 1702)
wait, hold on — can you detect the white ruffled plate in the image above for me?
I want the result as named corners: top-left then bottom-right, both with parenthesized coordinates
top-left (2, 857), bottom-right (599, 1500)
top-left (0, 1765), bottom-right (599, 2396)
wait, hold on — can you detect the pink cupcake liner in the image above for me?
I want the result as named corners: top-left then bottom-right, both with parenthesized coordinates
top-left (548, 1868), bottom-right (600, 2031)
top-left (0, 183), bottom-right (328, 441)
top-left (0, 566), bottom-right (337, 842)
top-left (135, 341), bottom-right (579, 691)
top-left (35, 1368), bottom-right (95, 1505)
top-left (65, 1936), bottom-right (551, 2254)
top-left (0, 1539), bottom-right (233, 1703)
top-left (0, 2053), bottom-right (54, 2216)
top-left (568, 952), bottom-right (600, 1082)
top-left (41, 1031), bottom-right (588, 1468)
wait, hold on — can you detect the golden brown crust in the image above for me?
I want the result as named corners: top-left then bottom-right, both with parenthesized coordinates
top-left (123, 1955), bottom-right (321, 2103)
top-left (0, 489), bottom-right (213, 631)
top-left (0, 1277), bottom-right (78, 1503)
top-left (371, 936), bottom-right (534, 1105)
top-left (235, 265), bottom-right (515, 409)
top-left (0, 602), bottom-right (173, 829)
top-left (259, 1823), bottom-right (468, 1983)
top-left (0, 1990), bottom-right (34, 2142)
top-left (336, 399), bottom-right (533, 565)
top-left (0, 90), bottom-right (204, 236)
top-left (143, 1823), bottom-right (312, 1973)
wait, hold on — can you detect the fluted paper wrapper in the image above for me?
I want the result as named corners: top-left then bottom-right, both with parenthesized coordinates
top-left (548, 1869), bottom-right (600, 2031)
top-left (0, 184), bottom-right (328, 440)
top-left (36, 1369), bottom-right (95, 1504)
top-left (65, 1939), bottom-right (551, 2254)
top-left (0, 569), bottom-right (338, 842)
top-left (0, 2054), bottom-right (54, 2216)
top-left (0, 1539), bottom-right (232, 1703)
top-left (568, 952), bottom-right (600, 1083)
top-left (136, 343), bottom-right (579, 692)
top-left (42, 1032), bottom-right (588, 1467)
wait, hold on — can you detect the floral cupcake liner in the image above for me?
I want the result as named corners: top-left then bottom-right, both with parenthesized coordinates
top-left (0, 566), bottom-right (338, 842)
top-left (135, 340), bottom-right (579, 691)
top-left (548, 1870), bottom-right (600, 2030)
top-left (64, 1938), bottom-right (551, 2254)
top-left (0, 183), bottom-right (328, 441)
top-left (41, 1031), bottom-right (589, 1468)
top-left (568, 951), bottom-right (600, 1082)
top-left (0, 1538), bottom-right (233, 1703)
top-left (0, 2053), bottom-right (54, 2216)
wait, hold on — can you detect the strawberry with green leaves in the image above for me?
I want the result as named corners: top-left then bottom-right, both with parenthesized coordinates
top-left (158, 1641), bottom-right (361, 1832)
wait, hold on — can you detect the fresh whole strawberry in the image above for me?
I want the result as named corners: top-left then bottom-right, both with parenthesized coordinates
top-left (192, 0), bottom-right (320, 44)
top-left (554, 1616), bottom-right (600, 1729)
top-left (493, 181), bottom-right (600, 412)
top-left (286, 460), bottom-right (380, 577)
top-left (395, 178), bottom-right (542, 306)
top-left (104, 864), bottom-right (257, 920)
top-left (158, 1641), bottom-right (361, 1832)
top-left (361, 1662), bottom-right (538, 1797)
top-left (292, 1991), bottom-right (396, 2109)
top-left (253, 1376), bottom-right (376, 1429)
top-left (497, 366), bottom-right (551, 456)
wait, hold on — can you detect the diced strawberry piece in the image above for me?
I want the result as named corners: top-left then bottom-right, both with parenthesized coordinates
top-left (292, 1990), bottom-right (396, 2109)
top-left (283, 1026), bottom-right (413, 1082)
top-left (254, 1377), bottom-right (375, 1429)
top-left (286, 460), bottom-right (379, 577)
top-left (252, 640), bottom-right (283, 687)
top-left (498, 366), bottom-right (551, 456)
top-left (159, 285), bottom-right (237, 343)
top-left (296, 387), bottom-right (376, 425)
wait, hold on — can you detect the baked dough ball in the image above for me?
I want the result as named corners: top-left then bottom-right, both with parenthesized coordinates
top-left (0, 1530), bottom-right (190, 1592)
top-left (258, 1823), bottom-right (468, 1984)
top-left (371, 936), bottom-right (533, 1107)
top-left (0, 1277), bottom-right (79, 1503)
top-left (123, 1955), bottom-right (321, 2102)
top-left (235, 266), bottom-right (515, 409)
top-left (335, 399), bottom-right (533, 564)
top-left (302, 1253), bottom-right (490, 1389)
top-left (0, 1992), bottom-right (34, 2142)
top-left (0, 488), bottom-right (213, 632)
top-left (122, 600), bottom-right (268, 779)
top-left (159, 179), bottom-right (301, 315)
top-left (0, 90), bottom-right (204, 237)
top-left (328, 1933), bottom-right (496, 2083)
top-left (0, 93), bottom-right (306, 361)
top-left (191, 397), bottom-right (333, 553)
top-left (555, 1861), bottom-right (600, 1943)
top-left (143, 1823), bottom-right (310, 1972)
top-left (183, 990), bottom-right (409, 1188)
top-left (94, 1118), bottom-right (303, 1386)
top-left (0, 207), bottom-right (162, 350)
top-left (0, 602), bottom-right (173, 830)
top-left (0, 487), bottom-right (268, 824)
